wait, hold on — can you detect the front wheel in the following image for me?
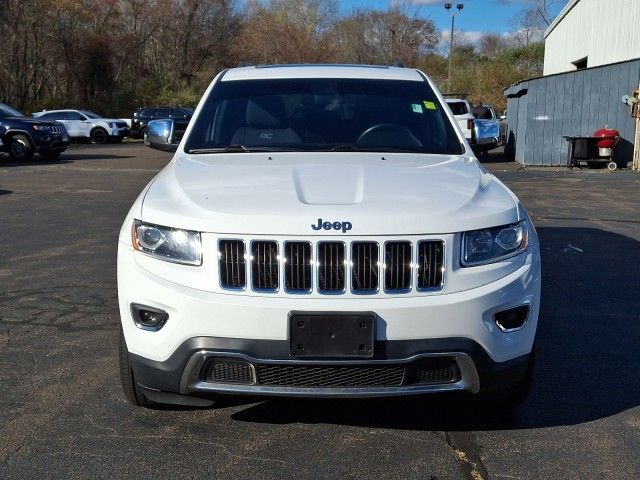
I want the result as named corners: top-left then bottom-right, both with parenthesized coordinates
top-left (481, 348), bottom-right (535, 410)
top-left (119, 327), bottom-right (156, 408)
top-left (90, 128), bottom-right (108, 144)
top-left (9, 134), bottom-right (34, 161)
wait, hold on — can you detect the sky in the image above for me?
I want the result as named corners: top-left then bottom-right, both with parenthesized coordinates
top-left (339, 0), bottom-right (565, 43)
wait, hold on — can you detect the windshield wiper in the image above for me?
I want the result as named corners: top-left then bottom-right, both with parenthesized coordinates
top-left (188, 144), bottom-right (251, 154)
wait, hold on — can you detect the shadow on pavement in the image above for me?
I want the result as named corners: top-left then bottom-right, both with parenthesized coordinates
top-left (228, 227), bottom-right (640, 430)
top-left (0, 152), bottom-right (134, 167)
top-left (476, 146), bottom-right (513, 164)
top-left (0, 189), bottom-right (12, 196)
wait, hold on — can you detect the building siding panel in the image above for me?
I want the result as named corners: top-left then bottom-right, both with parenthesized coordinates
top-left (544, 0), bottom-right (640, 76)
top-left (505, 59), bottom-right (640, 166)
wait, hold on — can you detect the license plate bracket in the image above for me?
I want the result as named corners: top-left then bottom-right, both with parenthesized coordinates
top-left (289, 312), bottom-right (375, 358)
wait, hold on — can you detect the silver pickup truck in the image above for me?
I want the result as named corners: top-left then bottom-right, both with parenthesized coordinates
top-left (445, 98), bottom-right (500, 154)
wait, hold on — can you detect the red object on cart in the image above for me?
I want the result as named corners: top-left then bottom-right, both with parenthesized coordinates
top-left (593, 126), bottom-right (620, 149)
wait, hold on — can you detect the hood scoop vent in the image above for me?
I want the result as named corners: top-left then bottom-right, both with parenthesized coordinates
top-left (292, 165), bottom-right (365, 205)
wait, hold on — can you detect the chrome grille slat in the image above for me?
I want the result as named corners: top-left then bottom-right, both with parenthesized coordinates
top-left (384, 241), bottom-right (412, 291)
top-left (352, 242), bottom-right (379, 292)
top-left (251, 241), bottom-right (278, 291)
top-left (219, 240), bottom-right (246, 289)
top-left (417, 240), bottom-right (444, 290)
top-left (284, 242), bottom-right (312, 292)
top-left (318, 242), bottom-right (345, 292)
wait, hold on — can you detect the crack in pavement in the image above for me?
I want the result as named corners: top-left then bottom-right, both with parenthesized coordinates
top-left (445, 431), bottom-right (489, 480)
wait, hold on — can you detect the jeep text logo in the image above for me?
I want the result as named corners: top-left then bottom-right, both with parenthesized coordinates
top-left (311, 218), bottom-right (353, 233)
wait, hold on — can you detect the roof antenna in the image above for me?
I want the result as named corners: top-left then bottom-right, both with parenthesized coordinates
top-left (237, 61), bottom-right (253, 67)
top-left (391, 62), bottom-right (405, 68)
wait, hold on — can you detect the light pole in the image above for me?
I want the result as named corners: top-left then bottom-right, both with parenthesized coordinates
top-left (445, 2), bottom-right (464, 91)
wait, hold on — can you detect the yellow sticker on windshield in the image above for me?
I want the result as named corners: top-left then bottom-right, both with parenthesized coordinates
top-left (423, 101), bottom-right (437, 110)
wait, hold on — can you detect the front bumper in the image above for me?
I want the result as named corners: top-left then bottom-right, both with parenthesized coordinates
top-left (33, 131), bottom-right (69, 152)
top-left (109, 127), bottom-right (130, 138)
top-left (129, 336), bottom-right (532, 398)
top-left (118, 243), bottom-right (540, 397)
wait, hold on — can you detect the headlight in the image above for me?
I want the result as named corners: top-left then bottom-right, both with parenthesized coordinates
top-left (132, 220), bottom-right (202, 265)
top-left (461, 221), bottom-right (528, 266)
top-left (32, 124), bottom-right (50, 131)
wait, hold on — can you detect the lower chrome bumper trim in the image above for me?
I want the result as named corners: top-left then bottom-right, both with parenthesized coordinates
top-left (179, 350), bottom-right (480, 398)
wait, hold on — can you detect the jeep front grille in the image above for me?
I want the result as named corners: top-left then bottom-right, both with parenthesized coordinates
top-left (284, 242), bottom-right (312, 292)
top-left (384, 241), bottom-right (412, 291)
top-left (417, 240), bottom-right (444, 289)
top-left (219, 238), bottom-right (444, 295)
top-left (352, 242), bottom-right (379, 292)
top-left (318, 242), bottom-right (345, 292)
top-left (49, 125), bottom-right (65, 134)
top-left (219, 239), bottom-right (246, 289)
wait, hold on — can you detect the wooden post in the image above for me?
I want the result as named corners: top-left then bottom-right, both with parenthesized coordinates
top-left (634, 117), bottom-right (640, 170)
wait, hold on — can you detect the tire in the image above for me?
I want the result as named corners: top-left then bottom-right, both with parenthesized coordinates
top-left (119, 326), bottom-right (156, 408)
top-left (40, 150), bottom-right (61, 160)
top-left (8, 134), bottom-right (34, 162)
top-left (140, 127), bottom-right (148, 143)
top-left (90, 127), bottom-right (108, 144)
top-left (481, 347), bottom-right (536, 410)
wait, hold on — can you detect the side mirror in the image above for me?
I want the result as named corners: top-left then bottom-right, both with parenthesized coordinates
top-left (145, 119), bottom-right (178, 152)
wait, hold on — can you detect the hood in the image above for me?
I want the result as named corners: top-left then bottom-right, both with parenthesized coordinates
top-left (140, 153), bottom-right (519, 235)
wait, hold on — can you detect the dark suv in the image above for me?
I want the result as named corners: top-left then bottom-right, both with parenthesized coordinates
top-left (0, 103), bottom-right (69, 161)
top-left (131, 107), bottom-right (193, 139)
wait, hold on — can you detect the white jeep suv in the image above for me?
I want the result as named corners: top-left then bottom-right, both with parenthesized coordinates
top-left (32, 109), bottom-right (129, 143)
top-left (118, 64), bottom-right (541, 409)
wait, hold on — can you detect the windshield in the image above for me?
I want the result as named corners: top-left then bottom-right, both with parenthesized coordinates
top-left (446, 101), bottom-right (469, 116)
top-left (185, 78), bottom-right (463, 154)
top-left (81, 110), bottom-right (100, 119)
top-left (0, 103), bottom-right (25, 118)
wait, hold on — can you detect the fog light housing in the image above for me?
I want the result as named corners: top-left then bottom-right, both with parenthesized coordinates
top-left (494, 305), bottom-right (529, 332)
top-left (131, 303), bottom-right (169, 331)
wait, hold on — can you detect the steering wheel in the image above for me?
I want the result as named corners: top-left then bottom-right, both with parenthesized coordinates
top-left (356, 123), bottom-right (422, 147)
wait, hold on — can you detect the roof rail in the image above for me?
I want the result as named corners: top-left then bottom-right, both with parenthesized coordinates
top-left (237, 61), bottom-right (254, 67)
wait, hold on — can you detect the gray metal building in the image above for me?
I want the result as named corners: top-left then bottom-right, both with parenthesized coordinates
top-left (504, 58), bottom-right (640, 167)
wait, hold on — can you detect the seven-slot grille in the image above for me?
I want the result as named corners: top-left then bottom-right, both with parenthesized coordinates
top-left (218, 239), bottom-right (444, 294)
top-left (49, 125), bottom-right (65, 134)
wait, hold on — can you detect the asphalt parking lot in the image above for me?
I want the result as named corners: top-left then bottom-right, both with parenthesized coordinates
top-left (1, 143), bottom-right (639, 479)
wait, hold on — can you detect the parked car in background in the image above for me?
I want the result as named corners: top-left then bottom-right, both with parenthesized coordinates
top-left (0, 103), bottom-right (69, 161)
top-left (32, 109), bottom-right (129, 144)
top-left (445, 99), bottom-right (500, 154)
top-left (499, 110), bottom-right (508, 145)
top-left (131, 107), bottom-right (193, 140)
top-left (473, 104), bottom-right (501, 154)
top-left (445, 98), bottom-right (474, 142)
